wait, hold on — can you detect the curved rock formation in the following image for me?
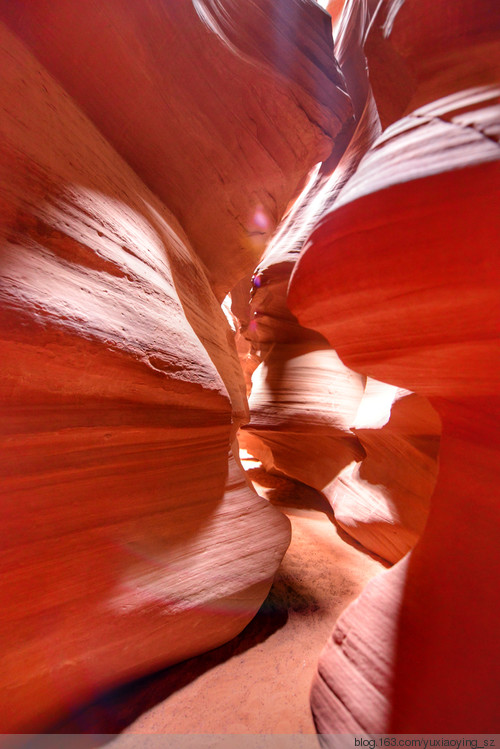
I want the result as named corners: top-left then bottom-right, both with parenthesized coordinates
top-left (0, 0), bottom-right (352, 300)
top-left (289, 0), bottom-right (500, 731)
top-left (0, 22), bottom-right (290, 732)
top-left (240, 343), bottom-right (365, 491)
top-left (365, 0), bottom-right (500, 127)
top-left (232, 0), bottom-right (372, 487)
top-left (236, 0), bottom-right (437, 565)
top-left (328, 382), bottom-right (440, 563)
top-left (2, 0), bottom-right (498, 736)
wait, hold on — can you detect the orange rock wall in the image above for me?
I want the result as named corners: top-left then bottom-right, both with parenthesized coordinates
top-left (1, 0), bottom-right (498, 735)
top-left (327, 384), bottom-right (440, 563)
top-left (289, 0), bottom-right (500, 732)
top-left (0, 0), bottom-right (352, 300)
top-left (235, 0), bottom-right (438, 564)
top-left (0, 12), bottom-right (300, 731)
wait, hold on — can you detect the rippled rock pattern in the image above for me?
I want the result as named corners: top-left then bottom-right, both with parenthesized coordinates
top-left (328, 382), bottom-right (440, 563)
top-left (1, 0), bottom-right (499, 736)
top-left (0, 0), bottom-right (352, 300)
top-left (235, 0), bottom-right (438, 564)
top-left (0, 10), bottom-right (301, 730)
top-left (289, 0), bottom-right (500, 733)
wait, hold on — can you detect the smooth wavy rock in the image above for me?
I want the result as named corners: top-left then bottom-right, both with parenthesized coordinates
top-left (0, 0), bottom-right (352, 300)
top-left (365, 0), bottom-right (500, 127)
top-left (0, 24), bottom-right (290, 732)
top-left (251, 0), bottom-right (378, 281)
top-left (236, 0), bottom-right (433, 564)
top-left (326, 382), bottom-right (440, 563)
top-left (228, 0), bottom-right (378, 358)
top-left (239, 343), bottom-right (365, 490)
top-left (289, 31), bottom-right (500, 733)
top-left (228, 0), bottom-right (378, 373)
top-left (232, 0), bottom-right (376, 496)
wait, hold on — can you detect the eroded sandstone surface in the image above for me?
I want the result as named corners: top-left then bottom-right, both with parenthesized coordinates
top-left (233, 0), bottom-right (440, 565)
top-left (0, 0), bottom-right (352, 300)
top-left (0, 9), bottom-right (313, 729)
top-left (289, 0), bottom-right (500, 733)
top-left (1, 0), bottom-right (498, 737)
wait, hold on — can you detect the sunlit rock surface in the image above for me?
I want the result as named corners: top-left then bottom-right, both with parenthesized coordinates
top-left (240, 341), bottom-right (439, 564)
top-left (365, 0), bottom-right (500, 128)
top-left (0, 0), bottom-right (352, 300)
top-left (236, 0), bottom-right (436, 565)
top-left (0, 23), bottom-right (290, 732)
top-left (49, 465), bottom-right (387, 736)
top-left (1, 0), bottom-right (498, 736)
top-left (326, 382), bottom-right (440, 563)
top-left (290, 0), bottom-right (500, 731)
top-left (240, 344), bottom-right (365, 491)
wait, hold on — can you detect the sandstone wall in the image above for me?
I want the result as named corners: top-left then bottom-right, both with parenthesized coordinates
top-left (0, 0), bottom-right (352, 300)
top-left (289, 0), bottom-right (500, 732)
top-left (0, 7), bottom-right (328, 728)
top-left (235, 0), bottom-right (439, 564)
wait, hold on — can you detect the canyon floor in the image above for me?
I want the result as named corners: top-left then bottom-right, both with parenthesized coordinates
top-left (51, 459), bottom-right (386, 740)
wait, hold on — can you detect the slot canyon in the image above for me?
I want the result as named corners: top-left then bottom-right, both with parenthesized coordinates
top-left (0, 0), bottom-right (499, 743)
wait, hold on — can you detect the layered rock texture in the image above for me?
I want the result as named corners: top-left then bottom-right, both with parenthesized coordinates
top-left (329, 383), bottom-right (440, 564)
top-left (1, 0), bottom-right (499, 737)
top-left (288, 0), bottom-right (500, 734)
top-left (0, 0), bottom-right (352, 300)
top-left (0, 0), bottom-right (351, 729)
top-left (235, 0), bottom-right (438, 564)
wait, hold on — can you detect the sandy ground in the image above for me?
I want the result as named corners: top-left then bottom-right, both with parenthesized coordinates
top-left (52, 463), bottom-right (386, 738)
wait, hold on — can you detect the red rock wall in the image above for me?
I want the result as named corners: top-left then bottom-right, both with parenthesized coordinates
top-left (241, 343), bottom-right (365, 492)
top-left (289, 0), bottom-right (500, 732)
top-left (0, 16), bottom-right (296, 731)
top-left (2, 0), bottom-right (498, 735)
top-left (329, 384), bottom-right (440, 563)
top-left (0, 0), bottom-right (352, 300)
top-left (235, 0), bottom-right (438, 564)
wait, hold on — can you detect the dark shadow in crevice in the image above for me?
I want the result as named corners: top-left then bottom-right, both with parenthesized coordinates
top-left (245, 464), bottom-right (390, 567)
top-left (45, 569), bottom-right (304, 741)
top-left (327, 513), bottom-right (392, 568)
top-left (245, 464), bottom-right (335, 520)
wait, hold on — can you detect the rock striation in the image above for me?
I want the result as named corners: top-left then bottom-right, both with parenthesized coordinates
top-left (0, 0), bottom-right (352, 300)
top-left (240, 343), bottom-right (366, 492)
top-left (328, 382), bottom-right (440, 563)
top-left (236, 0), bottom-right (438, 564)
top-left (289, 0), bottom-right (500, 733)
top-left (2, 0), bottom-right (498, 736)
top-left (0, 18), bottom-right (292, 732)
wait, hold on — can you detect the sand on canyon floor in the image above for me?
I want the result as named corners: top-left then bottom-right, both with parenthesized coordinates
top-left (52, 460), bottom-right (386, 738)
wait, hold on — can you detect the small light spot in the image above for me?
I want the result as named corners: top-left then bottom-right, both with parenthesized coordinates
top-left (252, 206), bottom-right (270, 231)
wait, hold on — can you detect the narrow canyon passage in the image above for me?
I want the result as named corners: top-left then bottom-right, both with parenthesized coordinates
top-left (0, 0), bottom-right (498, 738)
top-left (52, 464), bottom-right (386, 736)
